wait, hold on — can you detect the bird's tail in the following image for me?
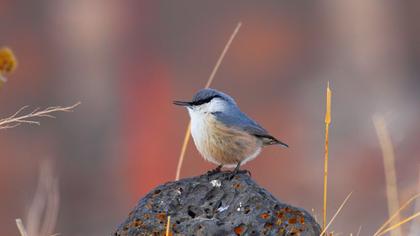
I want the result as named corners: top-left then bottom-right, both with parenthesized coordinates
top-left (257, 134), bottom-right (289, 148)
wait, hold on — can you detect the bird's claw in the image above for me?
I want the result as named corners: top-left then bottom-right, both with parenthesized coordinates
top-left (228, 169), bottom-right (251, 180)
top-left (207, 165), bottom-right (223, 176)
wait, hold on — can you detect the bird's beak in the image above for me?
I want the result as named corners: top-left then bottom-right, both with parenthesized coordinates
top-left (173, 100), bottom-right (192, 107)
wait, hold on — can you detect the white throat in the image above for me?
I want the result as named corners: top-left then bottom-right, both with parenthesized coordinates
top-left (187, 98), bottom-right (227, 159)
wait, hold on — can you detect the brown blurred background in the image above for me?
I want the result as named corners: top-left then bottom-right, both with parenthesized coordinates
top-left (1, 0), bottom-right (419, 235)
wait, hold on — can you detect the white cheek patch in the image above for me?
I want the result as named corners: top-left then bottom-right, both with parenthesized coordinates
top-left (205, 99), bottom-right (226, 113)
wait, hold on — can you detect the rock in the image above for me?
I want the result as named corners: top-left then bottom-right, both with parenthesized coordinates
top-left (114, 171), bottom-right (321, 236)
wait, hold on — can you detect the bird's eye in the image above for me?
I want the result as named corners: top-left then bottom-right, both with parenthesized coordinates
top-left (192, 95), bottom-right (222, 106)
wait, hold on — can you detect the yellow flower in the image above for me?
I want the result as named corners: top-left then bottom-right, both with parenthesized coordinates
top-left (0, 47), bottom-right (18, 82)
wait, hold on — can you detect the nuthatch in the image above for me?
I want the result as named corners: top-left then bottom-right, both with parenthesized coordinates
top-left (174, 88), bottom-right (288, 173)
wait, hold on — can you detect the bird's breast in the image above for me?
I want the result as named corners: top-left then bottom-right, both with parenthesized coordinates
top-left (190, 112), bottom-right (213, 155)
top-left (189, 112), bottom-right (262, 166)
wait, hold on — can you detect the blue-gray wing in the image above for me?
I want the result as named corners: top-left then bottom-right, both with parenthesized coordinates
top-left (212, 110), bottom-right (288, 147)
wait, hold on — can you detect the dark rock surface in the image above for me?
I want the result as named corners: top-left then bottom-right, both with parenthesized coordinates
top-left (114, 171), bottom-right (320, 236)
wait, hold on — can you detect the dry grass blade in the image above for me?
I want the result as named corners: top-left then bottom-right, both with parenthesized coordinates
top-left (311, 208), bottom-right (319, 223)
top-left (40, 178), bottom-right (59, 236)
top-left (16, 161), bottom-right (60, 236)
top-left (16, 219), bottom-right (28, 236)
top-left (165, 216), bottom-right (171, 236)
top-left (377, 212), bottom-right (420, 236)
top-left (174, 22), bottom-right (242, 180)
top-left (320, 192), bottom-right (352, 236)
top-left (372, 115), bottom-right (402, 236)
top-left (175, 124), bottom-right (191, 180)
top-left (204, 22), bottom-right (242, 88)
top-left (323, 81), bottom-right (332, 230)
top-left (373, 193), bottom-right (420, 236)
top-left (28, 161), bottom-right (60, 236)
top-left (409, 169), bottom-right (420, 235)
top-left (0, 102), bottom-right (81, 130)
top-left (356, 226), bottom-right (362, 236)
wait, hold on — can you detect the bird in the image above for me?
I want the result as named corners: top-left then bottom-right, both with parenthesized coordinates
top-left (173, 88), bottom-right (288, 174)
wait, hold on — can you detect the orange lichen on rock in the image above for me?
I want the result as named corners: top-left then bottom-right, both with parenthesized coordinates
top-left (300, 217), bottom-right (305, 224)
top-left (129, 219), bottom-right (142, 228)
top-left (288, 218), bottom-right (297, 224)
top-left (133, 218), bottom-right (142, 227)
top-left (156, 213), bottom-right (167, 221)
top-left (234, 225), bottom-right (244, 235)
top-left (264, 223), bottom-right (273, 229)
top-left (114, 172), bottom-right (321, 235)
top-left (276, 210), bottom-right (284, 218)
top-left (260, 212), bottom-right (270, 219)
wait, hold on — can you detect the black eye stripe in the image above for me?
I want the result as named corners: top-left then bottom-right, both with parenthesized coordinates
top-left (192, 95), bottom-right (222, 106)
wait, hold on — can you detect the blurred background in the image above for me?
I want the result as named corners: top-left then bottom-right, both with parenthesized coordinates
top-left (0, 0), bottom-right (419, 235)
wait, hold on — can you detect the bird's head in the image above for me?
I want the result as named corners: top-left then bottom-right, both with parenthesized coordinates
top-left (173, 88), bottom-right (237, 115)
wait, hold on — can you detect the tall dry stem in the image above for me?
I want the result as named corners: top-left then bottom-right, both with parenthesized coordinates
top-left (374, 193), bottom-right (420, 236)
top-left (323, 82), bottom-right (332, 230)
top-left (174, 22), bottom-right (242, 180)
top-left (16, 161), bottom-right (60, 236)
top-left (372, 115), bottom-right (402, 236)
top-left (320, 192), bottom-right (352, 236)
top-left (377, 212), bottom-right (420, 236)
top-left (408, 169), bottom-right (420, 235)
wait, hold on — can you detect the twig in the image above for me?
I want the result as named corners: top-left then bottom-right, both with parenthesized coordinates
top-left (174, 22), bottom-right (242, 180)
top-left (0, 102), bottom-right (81, 130)
top-left (323, 81), bottom-right (332, 230)
top-left (372, 115), bottom-right (402, 236)
top-left (320, 192), bottom-right (352, 236)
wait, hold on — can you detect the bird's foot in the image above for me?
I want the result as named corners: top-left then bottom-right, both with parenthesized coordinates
top-left (228, 162), bottom-right (251, 180)
top-left (228, 169), bottom-right (251, 180)
top-left (207, 165), bottom-right (223, 176)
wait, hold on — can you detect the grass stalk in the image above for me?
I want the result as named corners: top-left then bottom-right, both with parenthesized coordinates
top-left (323, 81), bottom-right (332, 230)
top-left (377, 212), bottom-right (420, 236)
top-left (165, 216), bottom-right (171, 236)
top-left (372, 115), bottom-right (402, 236)
top-left (320, 192), bottom-right (352, 236)
top-left (356, 226), bottom-right (362, 236)
top-left (374, 193), bottom-right (420, 236)
top-left (174, 22), bottom-right (242, 180)
top-left (16, 219), bottom-right (28, 236)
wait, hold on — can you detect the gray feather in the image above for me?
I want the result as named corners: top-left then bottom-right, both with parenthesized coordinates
top-left (192, 88), bottom-right (236, 105)
top-left (212, 109), bottom-right (288, 147)
top-left (189, 88), bottom-right (289, 148)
